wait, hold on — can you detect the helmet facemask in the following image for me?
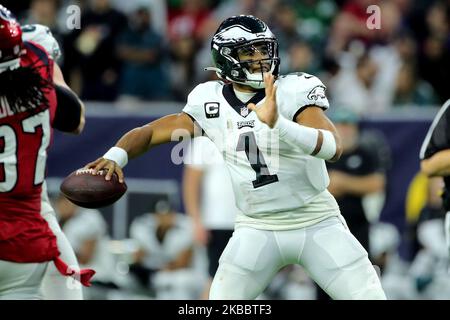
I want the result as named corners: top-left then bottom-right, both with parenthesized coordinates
top-left (224, 40), bottom-right (279, 89)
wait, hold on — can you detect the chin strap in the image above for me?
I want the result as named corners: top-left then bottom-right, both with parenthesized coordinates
top-left (204, 66), bottom-right (266, 88)
top-left (53, 256), bottom-right (96, 287)
top-left (204, 66), bottom-right (221, 72)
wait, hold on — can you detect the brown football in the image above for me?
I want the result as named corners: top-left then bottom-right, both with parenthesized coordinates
top-left (60, 168), bottom-right (127, 209)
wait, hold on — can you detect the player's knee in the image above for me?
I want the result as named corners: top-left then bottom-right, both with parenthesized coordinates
top-left (209, 263), bottom-right (261, 300)
top-left (325, 257), bottom-right (386, 300)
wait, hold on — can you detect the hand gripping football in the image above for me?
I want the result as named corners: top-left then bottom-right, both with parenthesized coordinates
top-left (60, 168), bottom-right (127, 209)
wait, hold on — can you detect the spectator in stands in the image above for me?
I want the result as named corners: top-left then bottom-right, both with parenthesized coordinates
top-left (328, 52), bottom-right (380, 114)
top-left (329, 38), bottom-right (407, 114)
top-left (129, 200), bottom-right (205, 299)
top-left (116, 6), bottom-right (170, 102)
top-left (167, 0), bottom-right (211, 42)
top-left (292, 0), bottom-right (337, 49)
top-left (284, 41), bottom-right (317, 75)
top-left (183, 136), bottom-right (237, 299)
top-left (169, 35), bottom-right (198, 101)
top-left (272, 3), bottom-right (303, 73)
top-left (110, 0), bottom-right (167, 36)
top-left (192, 0), bottom-right (259, 84)
top-left (210, 0), bottom-right (258, 26)
top-left (63, 0), bottom-right (127, 101)
top-left (20, 0), bottom-right (64, 54)
top-left (1, 0), bottom-right (31, 17)
top-left (167, 0), bottom-right (213, 100)
top-left (326, 0), bottom-right (401, 57)
top-left (393, 32), bottom-right (417, 64)
top-left (21, 0), bottom-right (60, 30)
top-left (393, 62), bottom-right (438, 106)
top-left (417, 1), bottom-right (450, 103)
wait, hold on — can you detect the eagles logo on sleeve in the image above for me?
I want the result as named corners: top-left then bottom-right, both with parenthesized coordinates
top-left (307, 85), bottom-right (327, 102)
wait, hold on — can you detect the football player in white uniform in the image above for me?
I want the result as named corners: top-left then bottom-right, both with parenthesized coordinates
top-left (22, 24), bottom-right (87, 300)
top-left (86, 15), bottom-right (386, 300)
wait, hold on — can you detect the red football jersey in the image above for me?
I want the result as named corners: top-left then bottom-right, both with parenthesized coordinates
top-left (0, 42), bottom-right (59, 263)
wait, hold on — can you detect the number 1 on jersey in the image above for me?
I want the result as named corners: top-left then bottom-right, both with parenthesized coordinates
top-left (236, 131), bottom-right (279, 188)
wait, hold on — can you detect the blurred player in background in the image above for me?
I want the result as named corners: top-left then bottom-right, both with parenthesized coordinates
top-left (21, 23), bottom-right (88, 300)
top-left (420, 99), bottom-right (450, 257)
top-left (86, 15), bottom-right (386, 299)
top-left (183, 136), bottom-right (237, 299)
top-left (315, 108), bottom-right (386, 300)
top-left (130, 200), bottom-right (204, 299)
top-left (327, 109), bottom-right (387, 252)
top-left (0, 6), bottom-right (90, 299)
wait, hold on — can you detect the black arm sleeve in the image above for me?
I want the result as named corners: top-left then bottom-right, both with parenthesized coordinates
top-left (53, 85), bottom-right (83, 132)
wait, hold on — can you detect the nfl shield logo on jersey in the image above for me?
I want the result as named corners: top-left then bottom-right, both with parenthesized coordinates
top-left (240, 106), bottom-right (249, 117)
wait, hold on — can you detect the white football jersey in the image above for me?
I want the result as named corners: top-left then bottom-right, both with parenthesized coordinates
top-left (183, 73), bottom-right (341, 230)
top-left (21, 24), bottom-right (61, 61)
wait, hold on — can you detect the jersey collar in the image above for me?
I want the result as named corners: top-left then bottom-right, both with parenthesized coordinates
top-left (222, 84), bottom-right (265, 118)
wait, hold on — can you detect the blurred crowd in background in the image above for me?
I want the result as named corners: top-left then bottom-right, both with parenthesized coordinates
top-left (3, 0), bottom-right (449, 112)
top-left (4, 0), bottom-right (449, 300)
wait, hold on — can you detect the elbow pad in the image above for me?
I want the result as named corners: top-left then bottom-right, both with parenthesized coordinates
top-left (53, 85), bottom-right (83, 132)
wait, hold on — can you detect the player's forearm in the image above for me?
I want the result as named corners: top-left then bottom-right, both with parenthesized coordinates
top-left (182, 167), bottom-right (204, 222)
top-left (421, 150), bottom-right (450, 177)
top-left (115, 125), bottom-right (154, 160)
top-left (110, 113), bottom-right (195, 163)
top-left (337, 173), bottom-right (386, 196)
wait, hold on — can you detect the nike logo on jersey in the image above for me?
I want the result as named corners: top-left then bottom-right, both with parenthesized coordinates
top-left (204, 102), bottom-right (220, 118)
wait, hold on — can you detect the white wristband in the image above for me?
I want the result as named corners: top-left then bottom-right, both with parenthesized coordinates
top-left (316, 129), bottom-right (337, 160)
top-left (103, 147), bottom-right (128, 168)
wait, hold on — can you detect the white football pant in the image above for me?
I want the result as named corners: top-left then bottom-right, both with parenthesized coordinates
top-left (210, 216), bottom-right (386, 300)
top-left (0, 260), bottom-right (48, 300)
